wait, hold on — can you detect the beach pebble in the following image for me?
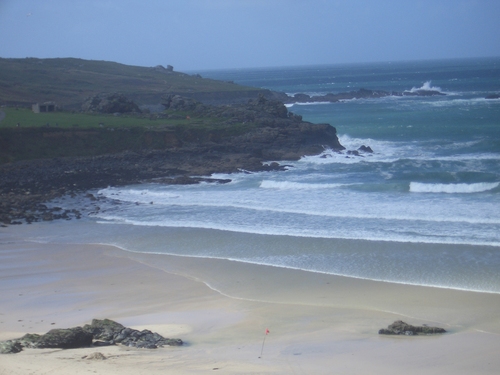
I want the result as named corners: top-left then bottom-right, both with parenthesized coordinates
top-left (84, 352), bottom-right (107, 360)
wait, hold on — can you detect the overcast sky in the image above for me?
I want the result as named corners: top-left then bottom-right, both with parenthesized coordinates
top-left (1, 0), bottom-right (499, 72)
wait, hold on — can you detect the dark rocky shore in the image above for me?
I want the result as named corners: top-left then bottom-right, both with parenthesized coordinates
top-left (1, 96), bottom-right (346, 225)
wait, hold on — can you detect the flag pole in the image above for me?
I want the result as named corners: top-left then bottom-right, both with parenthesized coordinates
top-left (259, 328), bottom-right (270, 358)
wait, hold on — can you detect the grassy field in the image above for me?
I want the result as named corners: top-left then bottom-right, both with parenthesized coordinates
top-left (0, 107), bottom-right (256, 164)
top-left (0, 108), bottom-right (193, 129)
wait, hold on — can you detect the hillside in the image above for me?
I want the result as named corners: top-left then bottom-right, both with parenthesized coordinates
top-left (0, 57), bottom-right (269, 109)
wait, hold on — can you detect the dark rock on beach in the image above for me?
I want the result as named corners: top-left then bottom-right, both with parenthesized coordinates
top-left (378, 320), bottom-right (447, 336)
top-left (83, 318), bottom-right (126, 342)
top-left (0, 340), bottom-right (23, 354)
top-left (0, 319), bottom-right (183, 354)
top-left (16, 327), bottom-right (93, 349)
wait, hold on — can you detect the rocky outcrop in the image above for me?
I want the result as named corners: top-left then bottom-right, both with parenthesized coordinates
top-left (151, 64), bottom-right (174, 73)
top-left (81, 93), bottom-right (141, 114)
top-left (0, 319), bottom-right (183, 354)
top-left (358, 145), bottom-right (373, 153)
top-left (162, 93), bottom-right (294, 122)
top-left (83, 319), bottom-right (125, 342)
top-left (378, 320), bottom-right (447, 336)
top-left (169, 89), bottom-right (280, 106)
top-left (83, 318), bottom-right (182, 349)
top-left (17, 327), bottom-right (93, 349)
top-left (162, 94), bottom-right (199, 111)
top-left (0, 341), bottom-right (23, 354)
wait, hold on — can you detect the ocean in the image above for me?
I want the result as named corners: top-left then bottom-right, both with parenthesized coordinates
top-left (22, 58), bottom-right (500, 294)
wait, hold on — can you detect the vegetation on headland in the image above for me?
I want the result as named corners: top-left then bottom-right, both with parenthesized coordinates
top-left (0, 57), bottom-right (279, 164)
top-left (0, 107), bottom-right (258, 164)
top-left (0, 57), bottom-right (267, 109)
top-left (0, 107), bottom-right (177, 129)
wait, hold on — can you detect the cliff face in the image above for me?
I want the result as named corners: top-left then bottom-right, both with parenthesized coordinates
top-left (0, 118), bottom-right (341, 165)
top-left (1, 95), bottom-right (342, 164)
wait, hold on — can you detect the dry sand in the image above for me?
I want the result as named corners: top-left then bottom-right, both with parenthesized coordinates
top-left (1, 232), bottom-right (500, 374)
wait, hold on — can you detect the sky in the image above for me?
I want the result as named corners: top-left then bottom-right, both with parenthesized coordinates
top-left (1, 0), bottom-right (499, 72)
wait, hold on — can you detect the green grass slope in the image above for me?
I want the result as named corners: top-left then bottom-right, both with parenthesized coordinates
top-left (0, 57), bottom-right (262, 109)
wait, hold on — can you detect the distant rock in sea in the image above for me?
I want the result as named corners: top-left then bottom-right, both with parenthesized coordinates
top-left (283, 87), bottom-right (445, 104)
top-left (485, 93), bottom-right (500, 99)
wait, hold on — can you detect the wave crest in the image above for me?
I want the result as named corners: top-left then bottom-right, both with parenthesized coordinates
top-left (407, 80), bottom-right (442, 93)
top-left (260, 180), bottom-right (345, 190)
top-left (410, 182), bottom-right (499, 194)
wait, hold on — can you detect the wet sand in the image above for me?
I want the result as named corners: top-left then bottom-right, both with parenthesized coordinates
top-left (1, 229), bottom-right (500, 374)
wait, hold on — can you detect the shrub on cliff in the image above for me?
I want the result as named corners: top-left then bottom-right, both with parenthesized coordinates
top-left (82, 93), bottom-right (141, 114)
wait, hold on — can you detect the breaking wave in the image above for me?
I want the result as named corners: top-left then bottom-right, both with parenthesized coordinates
top-left (260, 180), bottom-right (346, 190)
top-left (410, 182), bottom-right (499, 194)
top-left (407, 80), bottom-right (442, 93)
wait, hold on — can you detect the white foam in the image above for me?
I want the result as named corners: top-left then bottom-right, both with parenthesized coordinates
top-left (407, 80), bottom-right (442, 93)
top-left (287, 101), bottom-right (331, 107)
top-left (260, 180), bottom-right (346, 190)
top-left (286, 91), bottom-right (330, 97)
top-left (94, 216), bottom-right (500, 248)
top-left (95, 193), bottom-right (500, 226)
top-left (410, 181), bottom-right (499, 194)
top-left (300, 135), bottom-right (412, 165)
top-left (422, 97), bottom-right (500, 107)
top-left (98, 187), bottom-right (181, 201)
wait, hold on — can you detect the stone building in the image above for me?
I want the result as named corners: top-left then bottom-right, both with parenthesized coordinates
top-left (32, 102), bottom-right (57, 113)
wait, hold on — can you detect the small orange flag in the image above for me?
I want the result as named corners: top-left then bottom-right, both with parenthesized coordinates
top-left (260, 328), bottom-right (270, 358)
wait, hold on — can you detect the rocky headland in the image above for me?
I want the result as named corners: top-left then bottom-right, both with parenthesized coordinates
top-left (0, 95), bottom-right (349, 225)
top-left (1, 57), bottom-right (413, 226)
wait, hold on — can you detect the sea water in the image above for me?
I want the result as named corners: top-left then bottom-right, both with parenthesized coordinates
top-left (29, 58), bottom-right (500, 293)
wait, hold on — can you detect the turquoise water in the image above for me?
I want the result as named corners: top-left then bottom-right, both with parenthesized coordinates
top-left (39, 58), bottom-right (500, 293)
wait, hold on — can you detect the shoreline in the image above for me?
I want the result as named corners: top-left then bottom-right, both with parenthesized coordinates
top-left (2, 225), bottom-right (500, 374)
top-left (10, 220), bottom-right (498, 295)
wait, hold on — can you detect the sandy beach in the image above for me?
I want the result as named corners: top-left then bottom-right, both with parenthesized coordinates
top-left (1, 227), bottom-right (500, 374)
